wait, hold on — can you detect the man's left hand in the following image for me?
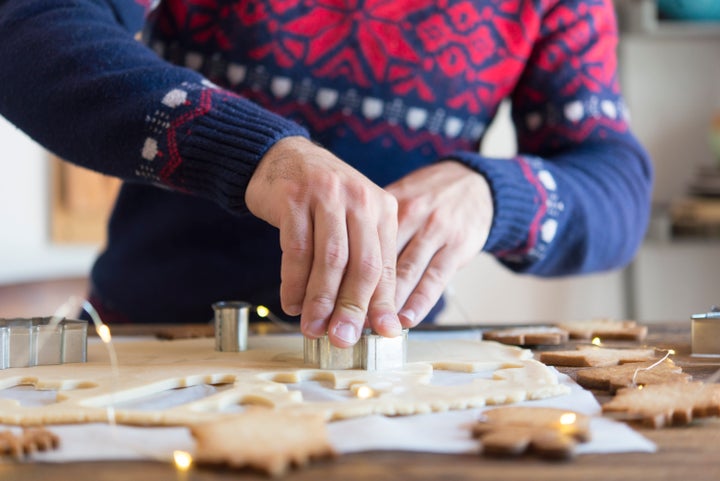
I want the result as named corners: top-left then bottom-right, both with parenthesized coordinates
top-left (385, 161), bottom-right (494, 327)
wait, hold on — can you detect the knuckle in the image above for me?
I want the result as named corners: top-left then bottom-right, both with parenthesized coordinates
top-left (426, 210), bottom-right (450, 231)
top-left (282, 237), bottom-right (312, 258)
top-left (357, 254), bottom-right (383, 282)
top-left (315, 169), bottom-right (337, 188)
top-left (423, 263), bottom-right (449, 288)
top-left (322, 241), bottom-right (348, 270)
top-left (409, 290), bottom-right (434, 315)
top-left (308, 292), bottom-right (337, 310)
top-left (380, 263), bottom-right (396, 282)
top-left (283, 181), bottom-right (307, 204)
top-left (347, 182), bottom-right (373, 207)
top-left (399, 195), bottom-right (427, 220)
top-left (383, 193), bottom-right (398, 216)
top-left (396, 259), bottom-right (418, 280)
top-left (314, 171), bottom-right (342, 197)
top-left (337, 298), bottom-right (368, 316)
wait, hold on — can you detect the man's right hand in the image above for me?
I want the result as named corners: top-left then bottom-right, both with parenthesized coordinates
top-left (245, 136), bottom-right (402, 347)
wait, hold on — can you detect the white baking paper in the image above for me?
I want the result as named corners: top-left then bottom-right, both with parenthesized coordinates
top-left (0, 332), bottom-right (656, 464)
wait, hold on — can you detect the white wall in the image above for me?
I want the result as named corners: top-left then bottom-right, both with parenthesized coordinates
top-left (631, 241), bottom-right (720, 321)
top-left (619, 36), bottom-right (720, 205)
top-left (0, 115), bottom-right (97, 284)
top-left (618, 34), bottom-right (720, 322)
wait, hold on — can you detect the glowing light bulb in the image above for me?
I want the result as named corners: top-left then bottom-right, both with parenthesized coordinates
top-left (591, 337), bottom-right (602, 346)
top-left (173, 450), bottom-right (193, 471)
top-left (96, 324), bottom-right (112, 344)
top-left (356, 386), bottom-right (375, 399)
top-left (256, 305), bottom-right (270, 318)
top-left (559, 412), bottom-right (577, 425)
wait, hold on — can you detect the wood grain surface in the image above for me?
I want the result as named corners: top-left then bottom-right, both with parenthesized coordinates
top-left (2, 321), bottom-right (719, 481)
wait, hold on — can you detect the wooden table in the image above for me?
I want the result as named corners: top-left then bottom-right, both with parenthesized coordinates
top-left (2, 321), bottom-right (719, 481)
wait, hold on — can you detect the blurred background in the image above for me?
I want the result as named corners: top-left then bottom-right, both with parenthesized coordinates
top-left (1, 0), bottom-right (719, 324)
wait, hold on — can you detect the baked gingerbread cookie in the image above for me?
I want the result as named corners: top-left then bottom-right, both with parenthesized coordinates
top-left (576, 359), bottom-right (691, 393)
top-left (471, 406), bottom-right (591, 460)
top-left (555, 319), bottom-right (647, 342)
top-left (539, 345), bottom-right (656, 367)
top-left (191, 409), bottom-right (336, 476)
top-left (483, 326), bottom-right (570, 346)
top-left (602, 381), bottom-right (720, 428)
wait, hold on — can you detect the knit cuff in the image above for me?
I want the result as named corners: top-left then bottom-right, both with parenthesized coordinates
top-left (440, 152), bottom-right (540, 255)
top-left (147, 84), bottom-right (309, 213)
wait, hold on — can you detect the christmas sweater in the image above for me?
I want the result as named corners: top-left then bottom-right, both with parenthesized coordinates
top-left (0, 0), bottom-right (653, 324)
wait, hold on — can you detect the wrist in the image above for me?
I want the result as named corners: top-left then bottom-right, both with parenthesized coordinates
top-left (245, 136), bottom-right (315, 219)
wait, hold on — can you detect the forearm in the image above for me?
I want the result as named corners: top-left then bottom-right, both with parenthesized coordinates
top-left (0, 0), bottom-right (308, 212)
top-left (445, 131), bottom-right (652, 276)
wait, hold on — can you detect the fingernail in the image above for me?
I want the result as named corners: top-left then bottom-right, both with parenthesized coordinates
top-left (333, 321), bottom-right (359, 344)
top-left (377, 313), bottom-right (402, 337)
top-left (285, 304), bottom-right (302, 316)
top-left (306, 318), bottom-right (327, 336)
top-left (398, 309), bottom-right (415, 327)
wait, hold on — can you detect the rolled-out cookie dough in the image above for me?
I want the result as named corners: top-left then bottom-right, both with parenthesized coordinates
top-left (0, 335), bottom-right (569, 426)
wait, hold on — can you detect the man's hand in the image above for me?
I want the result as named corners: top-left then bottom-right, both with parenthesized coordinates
top-left (246, 136), bottom-right (402, 347)
top-left (385, 161), bottom-right (493, 327)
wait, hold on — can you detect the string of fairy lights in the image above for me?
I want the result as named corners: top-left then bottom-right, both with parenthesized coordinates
top-left (23, 296), bottom-right (715, 473)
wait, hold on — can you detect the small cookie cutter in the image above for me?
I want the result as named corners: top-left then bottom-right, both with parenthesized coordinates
top-left (304, 329), bottom-right (408, 370)
top-left (691, 306), bottom-right (720, 357)
top-left (0, 317), bottom-right (88, 370)
top-left (213, 301), bottom-right (250, 352)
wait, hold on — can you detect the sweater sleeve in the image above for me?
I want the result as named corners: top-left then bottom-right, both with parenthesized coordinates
top-left (442, 0), bottom-right (652, 276)
top-left (0, 0), bottom-right (308, 212)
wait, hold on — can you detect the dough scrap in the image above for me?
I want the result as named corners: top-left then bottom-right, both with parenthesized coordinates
top-left (0, 335), bottom-right (569, 426)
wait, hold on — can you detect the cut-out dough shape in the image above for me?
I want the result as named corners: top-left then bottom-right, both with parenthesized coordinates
top-left (0, 335), bottom-right (569, 426)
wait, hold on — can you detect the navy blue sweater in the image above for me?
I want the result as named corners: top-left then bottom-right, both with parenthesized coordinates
top-left (0, 0), bottom-right (652, 324)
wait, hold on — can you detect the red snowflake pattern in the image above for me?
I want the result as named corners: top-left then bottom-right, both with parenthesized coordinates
top-left (149, 0), bottom-right (627, 149)
top-left (271, 0), bottom-right (429, 88)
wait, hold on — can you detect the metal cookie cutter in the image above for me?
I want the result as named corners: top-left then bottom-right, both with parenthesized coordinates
top-left (213, 301), bottom-right (250, 352)
top-left (691, 306), bottom-right (720, 357)
top-left (304, 329), bottom-right (408, 370)
top-left (0, 317), bottom-right (88, 370)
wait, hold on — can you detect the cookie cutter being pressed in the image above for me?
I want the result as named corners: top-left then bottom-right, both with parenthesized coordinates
top-left (304, 329), bottom-right (408, 371)
top-left (0, 317), bottom-right (88, 370)
top-left (691, 306), bottom-right (720, 357)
